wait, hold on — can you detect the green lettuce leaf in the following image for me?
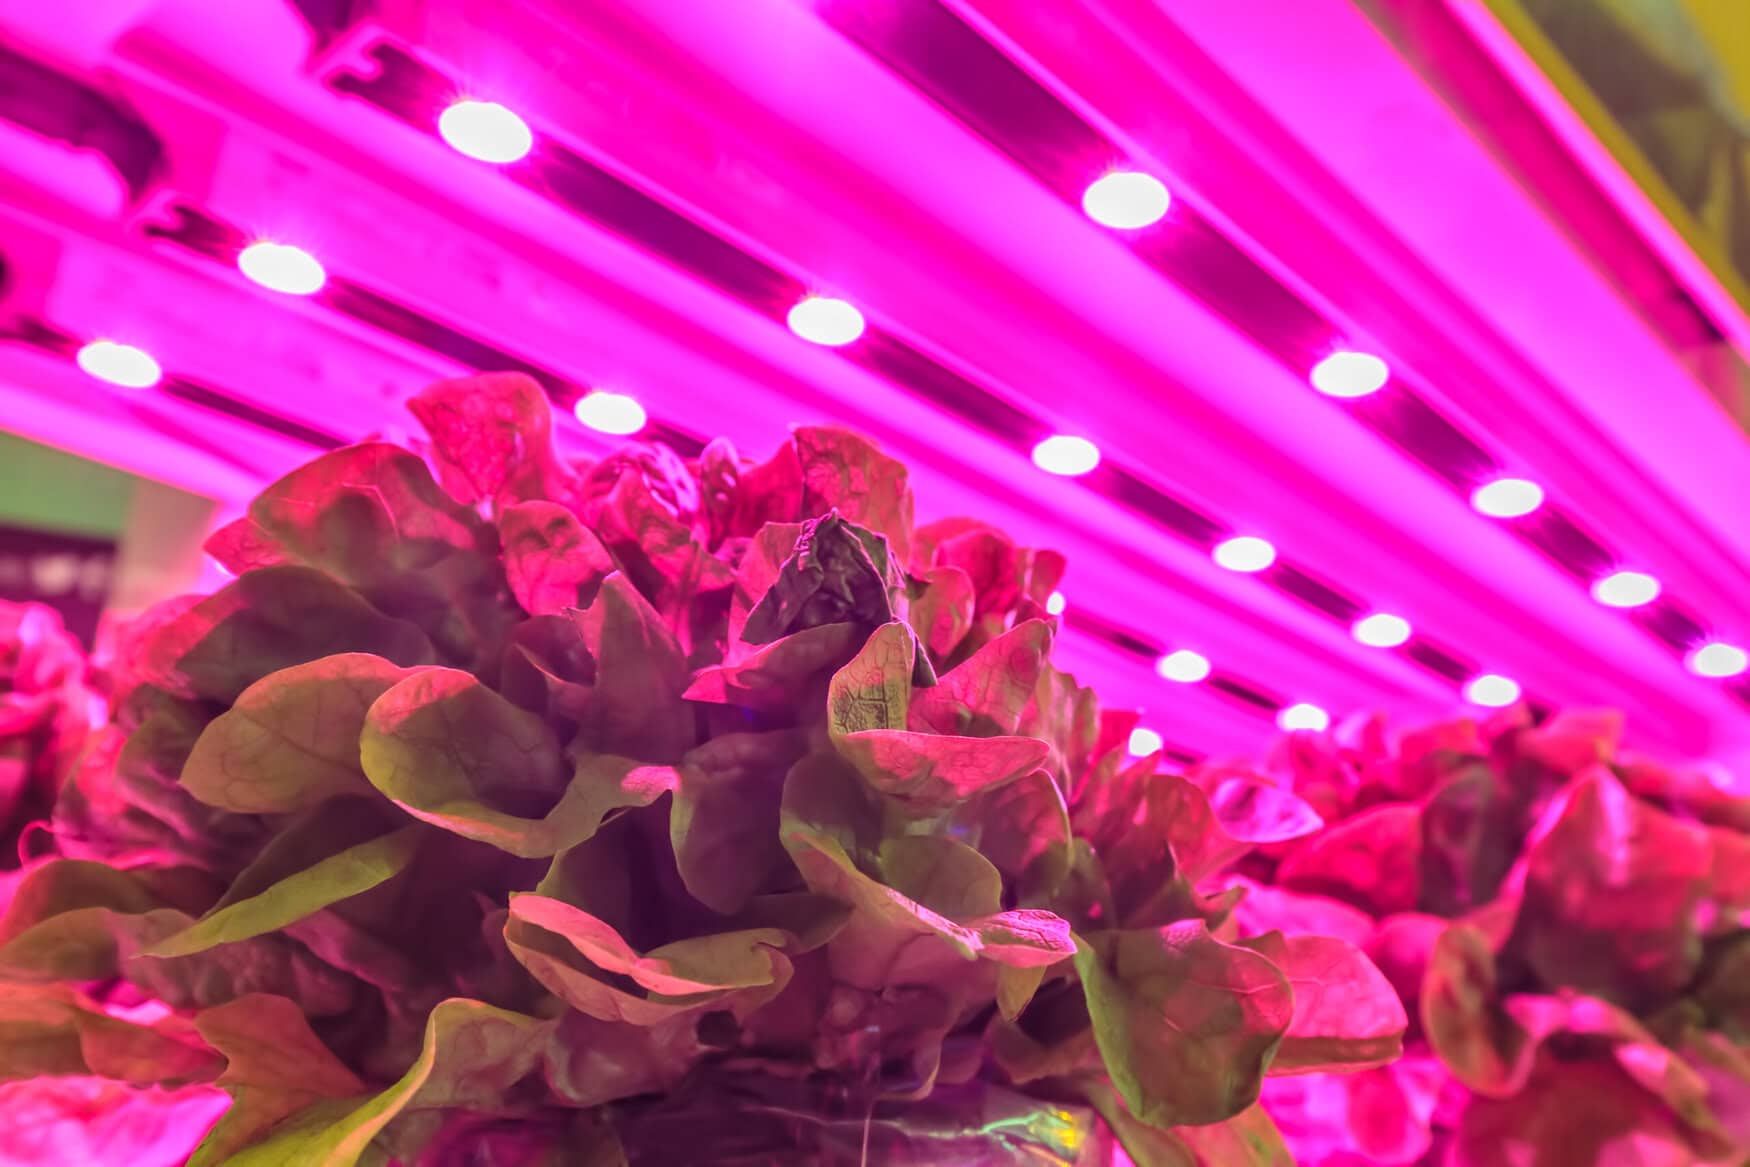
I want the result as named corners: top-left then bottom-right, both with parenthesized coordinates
top-left (1075, 922), bottom-right (1293, 1127)
top-left (503, 897), bottom-right (789, 1025)
top-left (1276, 803), bottom-right (1423, 916)
top-left (145, 826), bottom-right (421, 958)
top-left (682, 623), bottom-right (862, 713)
top-left (1448, 1059), bottom-right (1696, 1167)
top-left (361, 670), bottom-right (677, 857)
top-left (1418, 764), bottom-right (1518, 916)
top-left (793, 425), bottom-right (915, 567)
top-left (187, 993), bottom-right (367, 1165)
top-left (498, 615), bottom-right (593, 727)
top-left (0, 860), bottom-right (213, 981)
top-left (1514, 768), bottom-right (1710, 1007)
top-left (497, 501), bottom-right (616, 616)
top-left (406, 372), bottom-right (568, 508)
top-left (204, 443), bottom-right (516, 668)
top-left (670, 731), bottom-right (806, 914)
top-left (181, 654), bottom-right (417, 814)
top-left (135, 567), bottom-right (435, 706)
top-left (907, 565), bottom-right (976, 663)
top-left (1235, 932), bottom-right (1406, 1075)
top-left (947, 768), bottom-right (1073, 904)
top-left (219, 998), bottom-right (553, 1167)
top-left (784, 825), bottom-right (1074, 990)
top-left (204, 444), bottom-right (484, 581)
top-left (742, 514), bottom-right (914, 663)
top-left (565, 573), bottom-right (694, 762)
top-left (826, 623), bottom-right (1047, 810)
top-left (1085, 1082), bottom-right (1292, 1167)
top-left (906, 619), bottom-right (1051, 737)
top-left (588, 468), bottom-right (734, 656)
top-left (1420, 899), bottom-right (1530, 1096)
top-left (53, 689), bottom-right (267, 871)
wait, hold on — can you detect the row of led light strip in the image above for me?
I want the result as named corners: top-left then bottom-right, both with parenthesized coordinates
top-left (61, 52), bottom-right (1745, 757)
top-left (204, 101), bottom-right (1520, 723)
top-left (413, 68), bottom-right (1750, 694)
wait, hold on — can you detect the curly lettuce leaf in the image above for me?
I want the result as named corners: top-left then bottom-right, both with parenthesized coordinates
top-left (1074, 922), bottom-right (1292, 1127)
top-left (565, 573), bottom-right (694, 762)
top-left (783, 825), bottom-right (1073, 990)
top-left (742, 513), bottom-right (912, 656)
top-left (1515, 768), bottom-right (1710, 1007)
top-left (1276, 803), bottom-right (1422, 917)
top-left (180, 654), bottom-right (417, 815)
top-left (908, 565), bottom-right (975, 663)
top-left (218, 998), bottom-right (553, 1167)
top-left (53, 691), bottom-right (267, 872)
top-left (1418, 765), bottom-right (1518, 916)
top-left (135, 567), bottom-right (435, 706)
top-left (1236, 932), bottom-right (1406, 1075)
top-left (826, 623), bottom-right (1046, 810)
top-left (0, 1075), bottom-right (228, 1167)
top-left (588, 468), bottom-right (734, 655)
top-left (1219, 879), bottom-right (1375, 947)
top-left (682, 623), bottom-right (862, 712)
top-left (204, 444), bottom-right (515, 667)
top-left (907, 619), bottom-right (1051, 737)
top-left (187, 993), bottom-right (366, 1165)
top-left (793, 425), bottom-right (915, 567)
top-left (1085, 1081), bottom-right (1292, 1167)
top-left (503, 897), bottom-right (789, 1026)
top-left (947, 768), bottom-right (1073, 905)
top-left (361, 668), bottom-right (678, 857)
top-left (406, 372), bottom-right (567, 508)
top-left (669, 731), bottom-right (806, 914)
top-left (145, 827), bottom-right (421, 959)
top-left (0, 860), bottom-right (213, 981)
top-left (1421, 899), bottom-right (1531, 1096)
top-left (497, 501), bottom-right (615, 616)
top-left (1447, 1059), bottom-right (1695, 1167)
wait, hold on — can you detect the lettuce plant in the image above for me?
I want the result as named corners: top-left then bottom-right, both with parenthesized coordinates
top-left (0, 374), bottom-right (1405, 1164)
top-left (1238, 711), bottom-right (1750, 1165)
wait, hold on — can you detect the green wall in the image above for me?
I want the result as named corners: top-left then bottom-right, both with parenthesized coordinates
top-left (0, 431), bottom-right (137, 538)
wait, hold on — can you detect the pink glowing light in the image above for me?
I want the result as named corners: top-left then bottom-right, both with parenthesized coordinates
top-left (1470, 477), bottom-right (1543, 518)
top-left (1465, 673), bottom-right (1521, 707)
top-left (438, 100), bottom-right (533, 163)
top-left (1687, 642), bottom-right (1748, 678)
top-left (237, 242), bottom-right (326, 295)
top-left (1081, 171), bottom-right (1171, 229)
top-left (1309, 351), bottom-right (1389, 397)
top-left (1045, 590), bottom-right (1067, 616)
top-left (573, 391), bottom-right (647, 435)
top-left (1277, 703), bottom-right (1330, 732)
top-left (1591, 570), bottom-right (1659, 609)
top-left (75, 341), bottom-right (161, 389)
top-left (1031, 434), bottom-right (1101, 476)
top-left (1212, 535), bottom-right (1276, 572)
top-left (1156, 649), bottom-right (1211, 683)
top-left (786, 296), bottom-right (865, 346)
top-left (1127, 726), bottom-right (1164, 756)
top-left (1352, 612), bottom-right (1411, 647)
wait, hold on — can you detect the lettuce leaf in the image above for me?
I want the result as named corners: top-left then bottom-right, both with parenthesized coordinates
top-left (181, 654), bottom-right (416, 815)
top-left (826, 623), bottom-right (1046, 810)
top-left (1075, 922), bottom-right (1293, 1126)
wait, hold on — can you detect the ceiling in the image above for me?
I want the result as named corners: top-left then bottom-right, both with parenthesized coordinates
top-left (2, 0), bottom-right (1748, 769)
